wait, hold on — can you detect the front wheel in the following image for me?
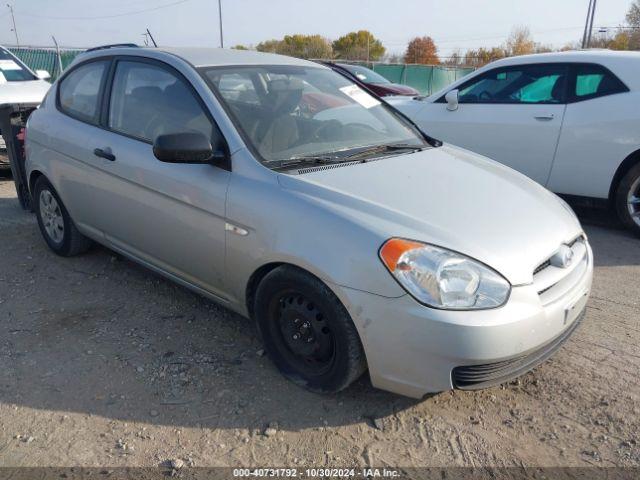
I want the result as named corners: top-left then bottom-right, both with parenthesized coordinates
top-left (254, 265), bottom-right (367, 394)
top-left (34, 176), bottom-right (93, 256)
top-left (615, 163), bottom-right (640, 237)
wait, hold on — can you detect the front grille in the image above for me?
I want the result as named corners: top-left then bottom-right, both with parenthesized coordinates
top-left (533, 235), bottom-right (589, 304)
top-left (533, 260), bottom-right (551, 276)
top-left (452, 308), bottom-right (584, 390)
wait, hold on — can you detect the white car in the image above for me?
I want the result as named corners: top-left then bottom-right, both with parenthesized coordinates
top-left (0, 46), bottom-right (51, 169)
top-left (389, 50), bottom-right (640, 236)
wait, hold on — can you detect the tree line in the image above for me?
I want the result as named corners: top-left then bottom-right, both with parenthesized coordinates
top-left (233, 31), bottom-right (386, 63)
top-left (578, 0), bottom-right (640, 51)
top-left (231, 1), bottom-right (640, 68)
top-left (231, 27), bottom-right (546, 68)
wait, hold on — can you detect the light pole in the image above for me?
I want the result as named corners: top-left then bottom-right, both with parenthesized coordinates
top-left (582, 0), bottom-right (598, 48)
top-left (7, 4), bottom-right (18, 46)
top-left (218, 0), bottom-right (224, 48)
top-left (586, 0), bottom-right (598, 48)
top-left (581, 0), bottom-right (592, 48)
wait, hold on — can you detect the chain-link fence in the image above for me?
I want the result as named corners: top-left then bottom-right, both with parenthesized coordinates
top-left (7, 46), bottom-right (84, 81)
top-left (347, 62), bottom-right (475, 96)
top-left (6, 46), bottom-right (473, 95)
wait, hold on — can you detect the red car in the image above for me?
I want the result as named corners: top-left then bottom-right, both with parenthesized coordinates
top-left (320, 62), bottom-right (420, 97)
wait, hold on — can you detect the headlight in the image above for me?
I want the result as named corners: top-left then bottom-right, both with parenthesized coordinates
top-left (379, 238), bottom-right (511, 310)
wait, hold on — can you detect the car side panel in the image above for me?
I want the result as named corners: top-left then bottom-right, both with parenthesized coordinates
top-left (93, 131), bottom-right (232, 300)
top-left (26, 103), bottom-right (109, 241)
top-left (411, 102), bottom-right (566, 186)
top-left (222, 150), bottom-right (406, 315)
top-left (27, 63), bottom-right (233, 301)
top-left (547, 91), bottom-right (640, 199)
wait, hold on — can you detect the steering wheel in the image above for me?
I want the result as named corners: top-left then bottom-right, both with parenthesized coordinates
top-left (478, 90), bottom-right (494, 101)
top-left (312, 120), bottom-right (342, 141)
top-left (346, 123), bottom-right (378, 133)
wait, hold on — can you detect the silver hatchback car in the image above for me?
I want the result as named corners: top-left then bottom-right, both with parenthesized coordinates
top-left (25, 46), bottom-right (593, 398)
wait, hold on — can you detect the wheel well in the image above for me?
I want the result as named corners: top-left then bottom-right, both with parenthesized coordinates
top-left (245, 262), bottom-right (284, 318)
top-left (609, 150), bottom-right (640, 201)
top-left (28, 170), bottom-right (44, 197)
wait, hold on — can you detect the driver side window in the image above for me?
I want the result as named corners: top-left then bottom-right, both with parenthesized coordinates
top-left (457, 64), bottom-right (569, 105)
top-left (108, 60), bottom-right (214, 143)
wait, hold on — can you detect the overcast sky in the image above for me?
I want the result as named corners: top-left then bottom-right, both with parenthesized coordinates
top-left (0, 0), bottom-right (633, 55)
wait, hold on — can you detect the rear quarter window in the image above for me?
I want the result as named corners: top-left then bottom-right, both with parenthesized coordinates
top-left (58, 60), bottom-right (109, 124)
top-left (571, 64), bottom-right (628, 102)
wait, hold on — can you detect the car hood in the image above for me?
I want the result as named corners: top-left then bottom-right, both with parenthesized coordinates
top-left (278, 145), bottom-right (583, 286)
top-left (0, 80), bottom-right (50, 105)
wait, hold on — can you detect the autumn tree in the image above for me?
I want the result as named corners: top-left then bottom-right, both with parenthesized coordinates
top-left (576, 0), bottom-right (640, 52)
top-left (332, 30), bottom-right (385, 61)
top-left (610, 31), bottom-right (632, 50)
top-left (257, 35), bottom-right (333, 59)
top-left (404, 36), bottom-right (439, 64)
top-left (256, 39), bottom-right (281, 54)
top-left (463, 47), bottom-right (507, 68)
top-left (461, 26), bottom-right (536, 67)
top-left (534, 44), bottom-right (553, 53)
top-left (584, 29), bottom-right (634, 51)
top-left (627, 0), bottom-right (640, 26)
top-left (442, 49), bottom-right (463, 66)
top-left (505, 26), bottom-right (535, 56)
top-left (625, 1), bottom-right (640, 49)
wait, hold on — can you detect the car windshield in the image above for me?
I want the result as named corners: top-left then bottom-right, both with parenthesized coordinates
top-left (0, 49), bottom-right (36, 82)
top-left (201, 65), bottom-right (425, 167)
top-left (341, 64), bottom-right (390, 84)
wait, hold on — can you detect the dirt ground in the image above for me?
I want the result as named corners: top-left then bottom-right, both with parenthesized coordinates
top-left (0, 173), bottom-right (639, 469)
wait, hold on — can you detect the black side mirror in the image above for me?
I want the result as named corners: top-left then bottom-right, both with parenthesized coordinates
top-left (153, 132), bottom-right (219, 164)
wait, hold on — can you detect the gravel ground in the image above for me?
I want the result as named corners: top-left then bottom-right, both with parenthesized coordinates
top-left (0, 174), bottom-right (639, 469)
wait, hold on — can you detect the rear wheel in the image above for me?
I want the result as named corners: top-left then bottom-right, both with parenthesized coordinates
top-left (254, 265), bottom-right (367, 394)
top-left (34, 176), bottom-right (93, 256)
top-left (615, 163), bottom-right (640, 237)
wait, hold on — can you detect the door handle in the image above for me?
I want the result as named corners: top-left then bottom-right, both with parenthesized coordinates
top-left (94, 148), bottom-right (116, 161)
top-left (534, 114), bottom-right (555, 121)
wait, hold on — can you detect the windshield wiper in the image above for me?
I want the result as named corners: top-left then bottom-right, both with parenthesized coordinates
top-left (267, 154), bottom-right (347, 171)
top-left (340, 143), bottom-right (426, 161)
top-left (267, 144), bottom-right (426, 171)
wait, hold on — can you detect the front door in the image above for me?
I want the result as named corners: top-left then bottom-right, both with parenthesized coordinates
top-left (419, 63), bottom-right (569, 186)
top-left (90, 59), bottom-right (231, 299)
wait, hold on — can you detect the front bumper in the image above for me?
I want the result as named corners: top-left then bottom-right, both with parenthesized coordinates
top-left (335, 244), bottom-right (593, 398)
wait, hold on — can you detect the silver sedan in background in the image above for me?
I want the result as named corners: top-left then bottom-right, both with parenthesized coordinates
top-left (25, 46), bottom-right (592, 398)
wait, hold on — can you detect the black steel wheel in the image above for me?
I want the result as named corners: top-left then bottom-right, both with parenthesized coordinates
top-left (254, 265), bottom-right (366, 394)
top-left (273, 291), bottom-right (336, 376)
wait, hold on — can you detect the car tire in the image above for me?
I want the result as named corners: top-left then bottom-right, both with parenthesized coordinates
top-left (254, 265), bottom-right (367, 394)
top-left (34, 176), bottom-right (93, 256)
top-left (615, 163), bottom-right (640, 237)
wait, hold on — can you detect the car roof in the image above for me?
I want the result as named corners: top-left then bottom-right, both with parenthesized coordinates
top-left (335, 63), bottom-right (375, 72)
top-left (76, 46), bottom-right (323, 69)
top-left (486, 49), bottom-right (640, 68)
top-left (425, 49), bottom-right (640, 100)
